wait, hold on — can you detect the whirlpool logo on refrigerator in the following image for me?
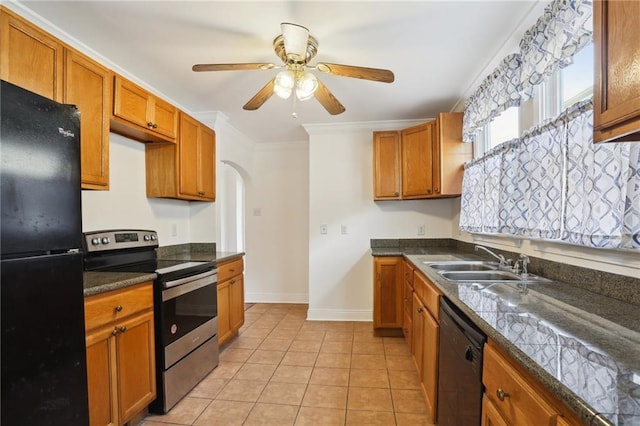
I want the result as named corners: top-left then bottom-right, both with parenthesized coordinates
top-left (58, 127), bottom-right (75, 138)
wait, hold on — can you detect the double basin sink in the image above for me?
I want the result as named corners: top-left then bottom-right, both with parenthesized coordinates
top-left (423, 261), bottom-right (552, 284)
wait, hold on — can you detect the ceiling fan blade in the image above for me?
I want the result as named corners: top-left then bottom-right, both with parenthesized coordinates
top-left (315, 63), bottom-right (394, 83)
top-left (314, 80), bottom-right (346, 115)
top-left (243, 79), bottom-right (276, 110)
top-left (192, 63), bottom-right (275, 72)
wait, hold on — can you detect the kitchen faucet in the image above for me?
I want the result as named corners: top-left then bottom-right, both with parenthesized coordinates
top-left (519, 253), bottom-right (530, 276)
top-left (474, 245), bottom-right (508, 268)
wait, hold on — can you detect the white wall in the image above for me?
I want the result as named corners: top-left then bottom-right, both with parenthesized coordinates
top-left (306, 122), bottom-right (457, 321)
top-left (244, 141), bottom-right (310, 303)
top-left (81, 133), bottom-right (205, 245)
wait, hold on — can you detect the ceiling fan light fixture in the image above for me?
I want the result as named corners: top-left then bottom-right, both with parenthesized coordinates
top-left (281, 22), bottom-right (309, 61)
top-left (295, 71), bottom-right (318, 101)
top-left (274, 70), bottom-right (295, 99)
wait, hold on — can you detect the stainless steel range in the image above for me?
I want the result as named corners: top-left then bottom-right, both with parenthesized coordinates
top-left (83, 230), bottom-right (219, 413)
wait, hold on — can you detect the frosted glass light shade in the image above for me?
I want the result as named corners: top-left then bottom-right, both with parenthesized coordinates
top-left (296, 72), bottom-right (318, 101)
top-left (274, 70), bottom-right (295, 99)
top-left (281, 23), bottom-right (309, 60)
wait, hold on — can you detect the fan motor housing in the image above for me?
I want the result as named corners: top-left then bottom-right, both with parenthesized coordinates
top-left (273, 34), bottom-right (318, 64)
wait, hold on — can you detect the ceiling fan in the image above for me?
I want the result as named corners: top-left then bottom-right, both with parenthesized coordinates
top-left (192, 23), bottom-right (395, 115)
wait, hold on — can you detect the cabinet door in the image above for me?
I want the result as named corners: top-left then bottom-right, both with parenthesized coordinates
top-left (422, 308), bottom-right (439, 420)
top-left (373, 257), bottom-right (403, 329)
top-left (86, 327), bottom-right (118, 426)
top-left (412, 293), bottom-right (424, 376)
top-left (113, 75), bottom-right (152, 129)
top-left (116, 310), bottom-right (156, 425)
top-left (64, 49), bottom-right (111, 190)
top-left (373, 131), bottom-right (401, 200)
top-left (0, 8), bottom-right (64, 101)
top-left (401, 122), bottom-right (434, 198)
top-left (594, 0), bottom-right (640, 143)
top-left (179, 113), bottom-right (200, 197)
top-left (152, 96), bottom-right (178, 140)
top-left (198, 124), bottom-right (216, 200)
top-left (481, 394), bottom-right (509, 426)
top-left (217, 281), bottom-right (232, 347)
top-left (230, 276), bottom-right (244, 331)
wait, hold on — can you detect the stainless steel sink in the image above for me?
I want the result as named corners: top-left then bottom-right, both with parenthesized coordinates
top-left (423, 261), bottom-right (498, 272)
top-left (440, 270), bottom-right (522, 281)
top-left (439, 270), bottom-right (553, 283)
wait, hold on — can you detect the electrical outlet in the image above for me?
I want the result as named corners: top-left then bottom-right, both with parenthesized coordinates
top-left (341, 225), bottom-right (348, 235)
top-left (418, 224), bottom-right (425, 236)
top-left (320, 224), bottom-right (328, 234)
top-left (253, 208), bottom-right (261, 216)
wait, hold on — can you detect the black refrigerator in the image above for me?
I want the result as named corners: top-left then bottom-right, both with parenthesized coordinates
top-left (1, 80), bottom-right (90, 425)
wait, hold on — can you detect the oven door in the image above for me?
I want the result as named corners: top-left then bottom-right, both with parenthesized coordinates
top-left (160, 269), bottom-right (218, 369)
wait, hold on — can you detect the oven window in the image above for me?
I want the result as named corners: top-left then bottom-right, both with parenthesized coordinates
top-left (162, 282), bottom-right (217, 346)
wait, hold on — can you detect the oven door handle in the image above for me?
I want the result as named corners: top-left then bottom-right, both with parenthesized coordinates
top-left (162, 270), bottom-right (218, 302)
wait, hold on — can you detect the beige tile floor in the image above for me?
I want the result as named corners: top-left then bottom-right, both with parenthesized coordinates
top-left (142, 303), bottom-right (435, 426)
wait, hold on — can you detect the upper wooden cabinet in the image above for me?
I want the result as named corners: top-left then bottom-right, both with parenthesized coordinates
top-left (373, 131), bottom-right (401, 199)
top-left (65, 50), bottom-right (111, 190)
top-left (145, 112), bottom-right (216, 201)
top-left (1, 7), bottom-right (111, 190)
top-left (594, 0), bottom-right (640, 143)
top-left (112, 75), bottom-right (178, 143)
top-left (402, 121), bottom-right (435, 199)
top-left (373, 112), bottom-right (472, 200)
top-left (0, 7), bottom-right (64, 102)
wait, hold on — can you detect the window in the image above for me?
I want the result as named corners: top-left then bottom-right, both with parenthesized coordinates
top-left (486, 107), bottom-right (520, 150)
top-left (560, 42), bottom-right (594, 109)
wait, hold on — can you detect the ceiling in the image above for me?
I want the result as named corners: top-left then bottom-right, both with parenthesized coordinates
top-left (14, 1), bottom-right (537, 143)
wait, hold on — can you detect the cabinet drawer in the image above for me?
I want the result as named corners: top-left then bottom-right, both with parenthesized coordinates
top-left (483, 343), bottom-right (556, 426)
top-left (217, 257), bottom-right (243, 282)
top-left (414, 271), bottom-right (441, 321)
top-left (84, 282), bottom-right (153, 331)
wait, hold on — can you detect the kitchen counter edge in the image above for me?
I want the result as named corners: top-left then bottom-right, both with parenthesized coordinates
top-left (83, 272), bottom-right (157, 297)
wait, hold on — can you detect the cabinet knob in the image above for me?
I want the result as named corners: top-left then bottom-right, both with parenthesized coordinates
top-left (426, 189), bottom-right (432, 194)
top-left (152, 123), bottom-right (158, 129)
top-left (496, 388), bottom-right (510, 401)
top-left (435, 187), bottom-right (440, 193)
top-left (115, 305), bottom-right (123, 312)
top-left (198, 191), bottom-right (205, 196)
top-left (417, 306), bottom-right (423, 313)
top-left (230, 279), bottom-right (236, 284)
top-left (119, 326), bottom-right (127, 333)
top-left (112, 329), bottom-right (118, 336)
top-left (394, 191), bottom-right (399, 196)
top-left (147, 122), bottom-right (154, 128)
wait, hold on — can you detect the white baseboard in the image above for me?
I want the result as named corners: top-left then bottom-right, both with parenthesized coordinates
top-left (306, 308), bottom-right (373, 322)
top-left (244, 292), bottom-right (308, 304)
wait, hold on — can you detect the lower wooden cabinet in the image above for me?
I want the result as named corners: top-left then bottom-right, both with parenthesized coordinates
top-left (410, 270), bottom-right (441, 422)
top-left (482, 341), bottom-right (582, 426)
top-left (84, 282), bottom-right (156, 426)
top-left (217, 256), bottom-right (245, 347)
top-left (373, 256), bottom-right (403, 333)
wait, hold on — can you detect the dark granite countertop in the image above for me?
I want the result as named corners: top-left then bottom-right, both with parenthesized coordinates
top-left (396, 251), bottom-right (640, 426)
top-left (83, 271), bottom-right (156, 297)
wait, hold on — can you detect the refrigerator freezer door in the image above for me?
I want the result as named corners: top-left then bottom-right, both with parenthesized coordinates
top-left (1, 80), bottom-right (82, 257)
top-left (1, 252), bottom-right (89, 425)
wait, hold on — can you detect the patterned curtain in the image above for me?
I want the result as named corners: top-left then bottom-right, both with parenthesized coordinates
top-left (459, 98), bottom-right (640, 249)
top-left (563, 101), bottom-right (640, 249)
top-left (519, 0), bottom-right (593, 99)
top-left (519, 116), bottom-right (566, 240)
top-left (462, 54), bottom-right (524, 143)
top-left (459, 159), bottom-right (485, 233)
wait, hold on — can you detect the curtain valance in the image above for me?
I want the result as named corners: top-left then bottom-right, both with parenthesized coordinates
top-left (519, 0), bottom-right (593, 99)
top-left (462, 54), bottom-right (523, 143)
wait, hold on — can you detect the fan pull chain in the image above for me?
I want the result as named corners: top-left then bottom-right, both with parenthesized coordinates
top-left (292, 92), bottom-right (298, 118)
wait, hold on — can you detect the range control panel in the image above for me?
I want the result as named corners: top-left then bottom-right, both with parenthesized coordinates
top-left (83, 229), bottom-right (158, 252)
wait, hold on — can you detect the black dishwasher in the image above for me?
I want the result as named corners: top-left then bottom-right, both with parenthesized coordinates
top-left (437, 296), bottom-right (487, 425)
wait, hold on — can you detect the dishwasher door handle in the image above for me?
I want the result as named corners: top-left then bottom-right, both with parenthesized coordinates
top-left (465, 345), bottom-right (473, 362)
